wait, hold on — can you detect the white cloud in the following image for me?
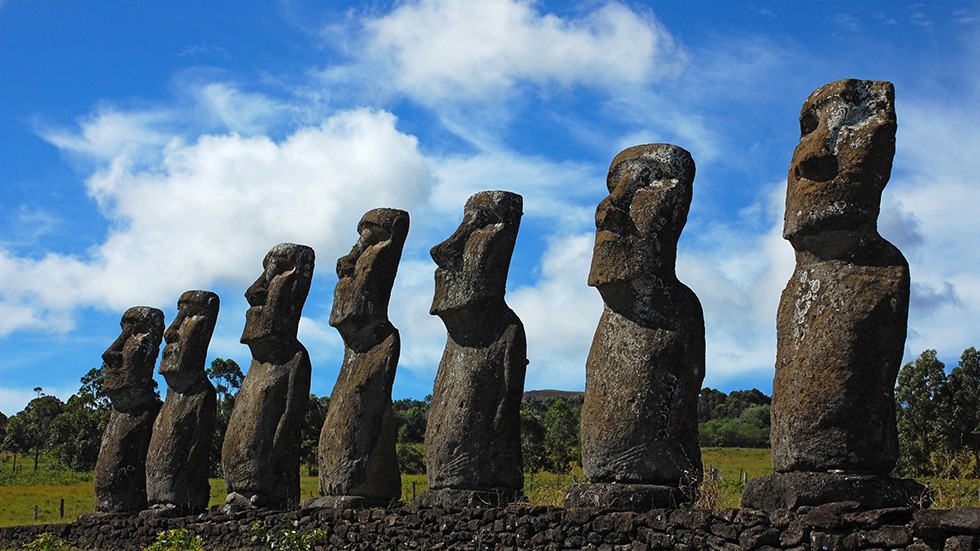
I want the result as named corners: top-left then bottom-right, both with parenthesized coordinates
top-left (41, 107), bottom-right (174, 164)
top-left (887, 95), bottom-right (980, 358)
top-left (430, 150), bottom-right (599, 229)
top-left (679, 182), bottom-right (794, 386)
top-left (511, 232), bottom-right (601, 391)
top-left (389, 258), bottom-right (446, 375)
top-left (191, 83), bottom-right (290, 135)
top-left (0, 101), bottom-right (434, 337)
top-left (352, 0), bottom-right (685, 104)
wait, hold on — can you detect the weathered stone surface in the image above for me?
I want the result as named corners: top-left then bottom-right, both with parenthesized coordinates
top-left (564, 483), bottom-right (688, 511)
top-left (745, 80), bottom-right (917, 511)
top-left (222, 243), bottom-right (314, 509)
top-left (575, 144), bottom-right (705, 507)
top-left (424, 191), bottom-right (527, 505)
top-left (416, 488), bottom-right (521, 508)
top-left (743, 473), bottom-right (926, 512)
top-left (772, 79), bottom-right (908, 475)
top-left (935, 507), bottom-right (980, 534)
top-left (313, 208), bottom-right (409, 508)
top-left (146, 290), bottom-right (219, 514)
top-left (94, 306), bottom-right (164, 514)
top-left (4, 502), bottom-right (979, 551)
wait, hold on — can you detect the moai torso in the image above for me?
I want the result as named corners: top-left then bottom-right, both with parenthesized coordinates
top-left (424, 191), bottom-right (527, 497)
top-left (580, 144), bottom-right (705, 486)
top-left (146, 290), bottom-right (219, 513)
top-left (222, 243), bottom-right (315, 509)
top-left (316, 209), bottom-right (409, 504)
top-left (94, 306), bottom-right (164, 514)
top-left (772, 79), bottom-right (908, 474)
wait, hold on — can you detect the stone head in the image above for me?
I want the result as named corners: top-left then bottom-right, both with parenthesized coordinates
top-left (241, 243), bottom-right (315, 346)
top-left (430, 191), bottom-right (523, 316)
top-left (588, 144), bottom-right (694, 290)
top-left (784, 79), bottom-right (896, 246)
top-left (329, 208), bottom-right (410, 336)
top-left (102, 306), bottom-right (164, 411)
top-left (160, 290), bottom-right (219, 391)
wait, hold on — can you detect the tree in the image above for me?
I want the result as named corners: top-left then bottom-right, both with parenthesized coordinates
top-left (895, 350), bottom-right (948, 476)
top-left (520, 400), bottom-right (547, 472)
top-left (2, 414), bottom-right (29, 471)
top-left (206, 358), bottom-right (244, 476)
top-left (738, 404), bottom-right (771, 429)
top-left (542, 397), bottom-right (581, 473)
top-left (14, 395), bottom-right (65, 471)
top-left (940, 347), bottom-right (980, 475)
top-left (392, 398), bottom-right (429, 444)
top-left (79, 364), bottom-right (110, 410)
top-left (301, 394), bottom-right (329, 476)
top-left (0, 411), bottom-right (7, 445)
top-left (207, 358), bottom-right (244, 402)
top-left (714, 389), bottom-right (770, 419)
top-left (49, 394), bottom-right (110, 472)
top-left (698, 388), bottom-right (727, 422)
top-left (396, 443), bottom-right (425, 475)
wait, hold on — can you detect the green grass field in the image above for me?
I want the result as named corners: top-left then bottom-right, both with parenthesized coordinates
top-left (2, 448), bottom-right (978, 528)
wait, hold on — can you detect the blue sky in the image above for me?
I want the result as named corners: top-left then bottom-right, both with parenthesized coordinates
top-left (1, 1), bottom-right (978, 415)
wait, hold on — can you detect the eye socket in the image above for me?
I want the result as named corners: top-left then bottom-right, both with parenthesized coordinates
top-left (357, 222), bottom-right (392, 247)
top-left (800, 110), bottom-right (819, 136)
top-left (266, 258), bottom-right (295, 280)
top-left (470, 207), bottom-right (502, 229)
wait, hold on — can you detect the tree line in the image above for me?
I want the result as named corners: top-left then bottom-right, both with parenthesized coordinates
top-left (0, 361), bottom-right (772, 476)
top-left (895, 347), bottom-right (980, 478)
top-left (2, 348), bottom-right (976, 479)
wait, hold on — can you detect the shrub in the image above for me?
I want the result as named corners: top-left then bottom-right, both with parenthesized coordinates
top-left (250, 521), bottom-right (329, 551)
top-left (23, 532), bottom-right (73, 551)
top-left (397, 443), bottom-right (425, 475)
top-left (143, 528), bottom-right (203, 551)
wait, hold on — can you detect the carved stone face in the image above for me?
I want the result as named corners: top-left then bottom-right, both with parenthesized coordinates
top-left (784, 79), bottom-right (896, 246)
top-left (241, 243), bottom-right (315, 345)
top-left (160, 290), bottom-right (219, 391)
top-left (588, 144), bottom-right (694, 290)
top-left (430, 191), bottom-right (523, 316)
top-left (102, 306), bottom-right (164, 411)
top-left (329, 209), bottom-right (409, 336)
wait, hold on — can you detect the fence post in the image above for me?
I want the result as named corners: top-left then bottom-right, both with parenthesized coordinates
top-left (33, 505), bottom-right (38, 522)
top-left (60, 499), bottom-right (65, 519)
top-left (412, 481), bottom-right (417, 501)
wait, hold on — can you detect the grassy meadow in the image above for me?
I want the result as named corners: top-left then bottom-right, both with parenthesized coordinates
top-left (2, 448), bottom-right (978, 528)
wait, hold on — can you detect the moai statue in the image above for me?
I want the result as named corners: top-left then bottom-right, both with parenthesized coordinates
top-left (304, 209), bottom-right (409, 509)
top-left (145, 290), bottom-right (219, 515)
top-left (421, 191), bottom-right (527, 507)
top-left (222, 243), bottom-right (315, 509)
top-left (742, 79), bottom-right (926, 510)
top-left (564, 144), bottom-right (705, 511)
top-left (93, 307), bottom-right (164, 515)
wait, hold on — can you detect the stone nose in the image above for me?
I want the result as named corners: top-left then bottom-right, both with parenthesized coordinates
top-left (102, 332), bottom-right (127, 365)
top-left (244, 276), bottom-right (268, 307)
top-left (336, 248), bottom-right (359, 279)
top-left (430, 227), bottom-right (467, 271)
top-left (595, 197), bottom-right (629, 234)
top-left (794, 119), bottom-right (839, 183)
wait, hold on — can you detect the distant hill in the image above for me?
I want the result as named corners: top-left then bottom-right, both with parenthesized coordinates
top-left (523, 389), bottom-right (583, 401)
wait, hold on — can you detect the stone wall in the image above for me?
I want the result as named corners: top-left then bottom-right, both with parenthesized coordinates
top-left (1, 502), bottom-right (977, 550)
